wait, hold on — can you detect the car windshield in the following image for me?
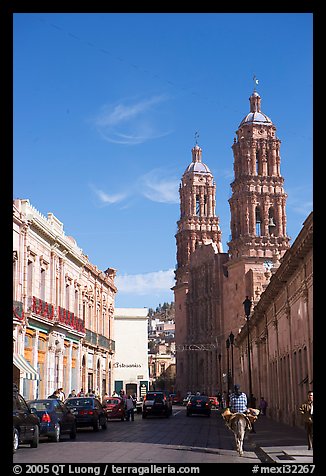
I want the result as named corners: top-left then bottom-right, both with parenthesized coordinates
top-left (146, 393), bottom-right (163, 401)
top-left (190, 396), bottom-right (209, 403)
top-left (65, 398), bottom-right (93, 407)
top-left (29, 401), bottom-right (53, 411)
top-left (104, 398), bottom-right (120, 405)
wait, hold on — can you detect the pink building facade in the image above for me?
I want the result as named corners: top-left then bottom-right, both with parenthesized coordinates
top-left (13, 199), bottom-right (117, 400)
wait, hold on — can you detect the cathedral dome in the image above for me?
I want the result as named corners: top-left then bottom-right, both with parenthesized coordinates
top-left (239, 111), bottom-right (272, 127)
top-left (239, 90), bottom-right (272, 127)
top-left (184, 161), bottom-right (211, 174)
top-left (184, 144), bottom-right (212, 175)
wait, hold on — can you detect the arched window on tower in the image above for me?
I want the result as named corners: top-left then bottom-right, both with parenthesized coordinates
top-left (256, 151), bottom-right (259, 175)
top-left (255, 207), bottom-right (262, 236)
top-left (204, 195), bottom-right (207, 216)
top-left (268, 208), bottom-right (276, 236)
top-left (196, 195), bottom-right (200, 216)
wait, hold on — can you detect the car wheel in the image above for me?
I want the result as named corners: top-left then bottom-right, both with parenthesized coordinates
top-left (69, 423), bottom-right (77, 440)
top-left (30, 425), bottom-right (39, 448)
top-left (101, 418), bottom-right (107, 430)
top-left (93, 418), bottom-right (101, 431)
top-left (13, 428), bottom-right (19, 453)
top-left (51, 423), bottom-right (61, 442)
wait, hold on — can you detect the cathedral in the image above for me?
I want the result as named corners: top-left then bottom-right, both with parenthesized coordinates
top-left (173, 87), bottom-right (313, 428)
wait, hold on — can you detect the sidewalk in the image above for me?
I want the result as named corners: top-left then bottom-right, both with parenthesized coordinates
top-left (246, 415), bottom-right (314, 463)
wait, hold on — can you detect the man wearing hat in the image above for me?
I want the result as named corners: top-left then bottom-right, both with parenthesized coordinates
top-left (229, 384), bottom-right (248, 414)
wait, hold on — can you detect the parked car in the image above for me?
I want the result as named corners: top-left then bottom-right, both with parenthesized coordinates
top-left (28, 399), bottom-right (77, 442)
top-left (64, 397), bottom-right (107, 431)
top-left (182, 394), bottom-right (194, 406)
top-left (13, 385), bottom-right (40, 453)
top-left (209, 396), bottom-right (219, 408)
top-left (142, 391), bottom-right (172, 418)
top-left (171, 393), bottom-right (182, 405)
top-left (186, 395), bottom-right (211, 417)
top-left (135, 397), bottom-right (143, 414)
top-left (102, 396), bottom-right (126, 421)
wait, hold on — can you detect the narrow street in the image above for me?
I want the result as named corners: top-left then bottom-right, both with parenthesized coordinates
top-left (13, 406), bottom-right (261, 464)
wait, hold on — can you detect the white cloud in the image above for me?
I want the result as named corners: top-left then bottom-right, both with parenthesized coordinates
top-left (115, 269), bottom-right (175, 295)
top-left (90, 184), bottom-right (128, 205)
top-left (93, 95), bottom-right (172, 145)
top-left (139, 170), bottom-right (179, 204)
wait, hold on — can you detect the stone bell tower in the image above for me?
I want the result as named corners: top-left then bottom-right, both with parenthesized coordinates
top-left (173, 140), bottom-right (223, 395)
top-left (228, 89), bottom-right (290, 260)
top-left (175, 141), bottom-right (223, 286)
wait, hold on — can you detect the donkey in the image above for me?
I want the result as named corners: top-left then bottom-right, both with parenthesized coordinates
top-left (228, 413), bottom-right (249, 456)
top-left (222, 408), bottom-right (257, 456)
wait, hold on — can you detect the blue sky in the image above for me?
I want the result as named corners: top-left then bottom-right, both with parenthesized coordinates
top-left (13, 13), bottom-right (313, 310)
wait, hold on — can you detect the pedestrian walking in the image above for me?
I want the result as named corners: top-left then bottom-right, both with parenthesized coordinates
top-left (299, 390), bottom-right (313, 450)
top-left (48, 389), bottom-right (60, 399)
top-left (68, 389), bottom-right (76, 398)
top-left (77, 388), bottom-right (85, 397)
top-left (259, 396), bottom-right (268, 416)
top-left (58, 388), bottom-right (65, 401)
top-left (125, 394), bottom-right (135, 421)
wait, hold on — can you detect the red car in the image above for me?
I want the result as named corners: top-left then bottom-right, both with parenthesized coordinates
top-left (102, 397), bottom-right (126, 421)
top-left (209, 396), bottom-right (219, 408)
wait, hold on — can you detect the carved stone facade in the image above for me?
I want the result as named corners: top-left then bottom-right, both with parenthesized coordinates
top-left (13, 199), bottom-right (117, 399)
top-left (173, 90), bottom-right (313, 429)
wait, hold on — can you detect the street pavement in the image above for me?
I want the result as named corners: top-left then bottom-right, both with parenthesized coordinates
top-left (246, 414), bottom-right (314, 463)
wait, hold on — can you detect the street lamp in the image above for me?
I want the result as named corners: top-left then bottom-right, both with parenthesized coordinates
top-left (218, 353), bottom-right (222, 392)
top-left (229, 332), bottom-right (234, 388)
top-left (226, 338), bottom-right (230, 404)
top-left (243, 296), bottom-right (253, 399)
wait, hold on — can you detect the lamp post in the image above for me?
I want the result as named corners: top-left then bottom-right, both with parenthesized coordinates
top-left (226, 338), bottom-right (230, 404)
top-left (229, 332), bottom-right (234, 388)
top-left (243, 296), bottom-right (253, 399)
top-left (218, 353), bottom-right (222, 392)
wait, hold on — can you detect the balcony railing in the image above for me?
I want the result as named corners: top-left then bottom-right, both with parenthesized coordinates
top-left (85, 329), bottom-right (115, 353)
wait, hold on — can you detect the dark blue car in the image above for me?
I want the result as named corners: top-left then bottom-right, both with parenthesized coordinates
top-left (28, 399), bottom-right (77, 442)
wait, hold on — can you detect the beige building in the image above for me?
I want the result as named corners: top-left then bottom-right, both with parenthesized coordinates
top-left (113, 308), bottom-right (149, 399)
top-left (173, 89), bottom-right (313, 428)
top-left (13, 199), bottom-right (116, 399)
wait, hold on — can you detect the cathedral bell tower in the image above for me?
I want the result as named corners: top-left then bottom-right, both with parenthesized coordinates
top-left (228, 89), bottom-right (290, 260)
top-left (175, 142), bottom-right (223, 286)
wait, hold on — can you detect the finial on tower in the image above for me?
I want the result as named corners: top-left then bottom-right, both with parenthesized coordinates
top-left (194, 131), bottom-right (200, 146)
top-left (253, 74), bottom-right (259, 92)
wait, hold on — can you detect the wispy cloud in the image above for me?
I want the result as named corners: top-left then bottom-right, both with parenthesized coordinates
top-left (115, 269), bottom-right (175, 295)
top-left (286, 186), bottom-right (313, 216)
top-left (138, 169), bottom-right (179, 204)
top-left (93, 95), bottom-right (172, 145)
top-left (89, 184), bottom-right (128, 205)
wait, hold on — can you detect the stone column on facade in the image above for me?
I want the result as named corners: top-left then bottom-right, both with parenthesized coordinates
top-left (271, 142), bottom-right (277, 176)
top-left (250, 199), bottom-right (256, 236)
top-left (276, 197), bottom-right (283, 237)
top-left (47, 339), bottom-right (57, 395)
top-left (250, 142), bottom-right (256, 175)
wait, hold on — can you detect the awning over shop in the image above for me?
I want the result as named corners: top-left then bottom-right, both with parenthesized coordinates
top-left (13, 353), bottom-right (40, 380)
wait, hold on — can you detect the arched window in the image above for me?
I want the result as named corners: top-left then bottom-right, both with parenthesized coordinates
top-left (255, 207), bottom-right (262, 236)
top-left (196, 195), bottom-right (200, 216)
top-left (256, 151), bottom-right (259, 175)
top-left (268, 208), bottom-right (276, 236)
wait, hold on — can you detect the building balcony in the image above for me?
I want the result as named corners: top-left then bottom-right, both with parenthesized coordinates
top-left (85, 329), bottom-right (115, 354)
